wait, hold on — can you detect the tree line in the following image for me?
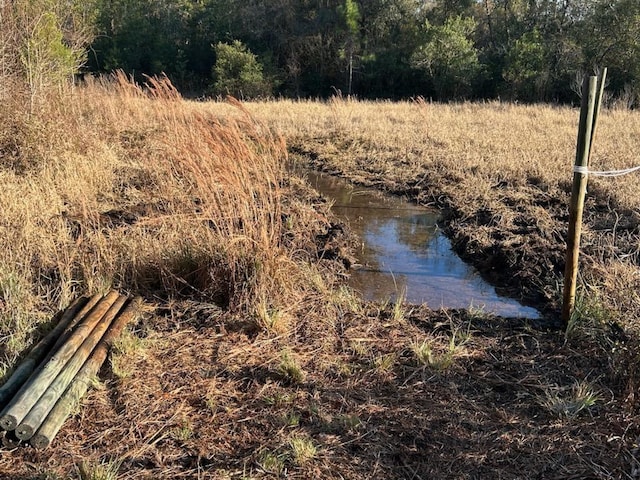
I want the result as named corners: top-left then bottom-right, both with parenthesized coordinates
top-left (3, 0), bottom-right (640, 103)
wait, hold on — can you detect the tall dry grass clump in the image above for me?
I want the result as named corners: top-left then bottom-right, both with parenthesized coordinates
top-left (90, 73), bottom-right (301, 314)
top-left (0, 0), bottom-right (96, 364)
top-left (0, 72), bottom-right (325, 373)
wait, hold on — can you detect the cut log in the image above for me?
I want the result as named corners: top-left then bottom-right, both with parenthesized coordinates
top-left (0, 296), bottom-right (88, 409)
top-left (47, 294), bottom-right (104, 357)
top-left (31, 298), bottom-right (141, 449)
top-left (1, 430), bottom-right (21, 448)
top-left (0, 293), bottom-right (103, 410)
top-left (15, 295), bottom-right (128, 441)
top-left (0, 291), bottom-right (120, 431)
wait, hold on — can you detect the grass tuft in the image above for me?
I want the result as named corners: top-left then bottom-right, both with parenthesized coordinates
top-left (278, 350), bottom-right (306, 384)
top-left (258, 450), bottom-right (285, 475)
top-left (539, 381), bottom-right (601, 418)
top-left (391, 287), bottom-right (406, 323)
top-left (411, 327), bottom-right (470, 371)
top-left (565, 288), bottom-right (612, 343)
top-left (110, 329), bottom-right (147, 379)
top-left (289, 436), bottom-right (317, 466)
top-left (255, 300), bottom-right (290, 335)
top-left (77, 458), bottom-right (121, 480)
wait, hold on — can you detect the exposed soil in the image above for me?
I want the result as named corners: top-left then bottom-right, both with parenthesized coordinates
top-left (1, 301), bottom-right (637, 479)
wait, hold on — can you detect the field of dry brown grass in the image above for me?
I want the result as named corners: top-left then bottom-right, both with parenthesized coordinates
top-left (1, 83), bottom-right (640, 479)
top-left (240, 97), bottom-right (640, 325)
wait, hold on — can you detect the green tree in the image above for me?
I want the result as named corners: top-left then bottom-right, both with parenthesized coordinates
top-left (90, 0), bottom-right (191, 83)
top-left (358, 0), bottom-right (425, 98)
top-left (212, 40), bottom-right (272, 99)
top-left (503, 28), bottom-right (548, 101)
top-left (183, 0), bottom-right (240, 87)
top-left (0, 0), bottom-right (93, 109)
top-left (581, 0), bottom-right (640, 103)
top-left (231, 0), bottom-right (344, 96)
top-left (77, 0), bottom-right (640, 102)
top-left (430, 0), bottom-right (475, 23)
top-left (411, 15), bottom-right (481, 99)
top-left (338, 0), bottom-right (361, 95)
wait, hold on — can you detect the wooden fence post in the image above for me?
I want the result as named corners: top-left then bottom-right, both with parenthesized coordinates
top-left (561, 73), bottom-right (605, 327)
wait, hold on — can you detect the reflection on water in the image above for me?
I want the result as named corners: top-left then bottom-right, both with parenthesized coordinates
top-left (306, 171), bottom-right (540, 318)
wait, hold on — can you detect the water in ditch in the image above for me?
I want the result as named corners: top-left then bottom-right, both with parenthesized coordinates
top-left (306, 171), bottom-right (540, 318)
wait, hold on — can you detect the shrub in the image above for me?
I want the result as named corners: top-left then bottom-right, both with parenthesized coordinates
top-left (212, 40), bottom-right (273, 99)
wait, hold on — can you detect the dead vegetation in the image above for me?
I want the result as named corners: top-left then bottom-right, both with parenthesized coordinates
top-left (241, 97), bottom-right (640, 325)
top-left (0, 82), bottom-right (640, 478)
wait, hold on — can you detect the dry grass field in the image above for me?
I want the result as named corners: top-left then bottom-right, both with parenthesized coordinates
top-left (241, 97), bottom-right (640, 323)
top-left (0, 79), bottom-right (639, 479)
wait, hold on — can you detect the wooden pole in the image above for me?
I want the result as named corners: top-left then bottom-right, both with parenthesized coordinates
top-left (589, 68), bottom-right (608, 160)
top-left (47, 294), bottom-right (104, 356)
top-left (561, 76), bottom-right (598, 326)
top-left (0, 296), bottom-right (88, 409)
top-left (1, 429), bottom-right (20, 449)
top-left (0, 293), bottom-right (103, 409)
top-left (0, 291), bottom-right (119, 431)
top-left (31, 298), bottom-right (141, 449)
top-left (15, 295), bottom-right (128, 441)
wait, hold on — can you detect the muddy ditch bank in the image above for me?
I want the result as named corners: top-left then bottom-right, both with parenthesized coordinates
top-left (289, 139), bottom-right (636, 328)
top-left (302, 169), bottom-right (541, 319)
top-left (291, 150), bottom-right (558, 319)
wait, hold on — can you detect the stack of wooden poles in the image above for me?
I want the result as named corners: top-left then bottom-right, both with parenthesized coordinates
top-left (0, 291), bottom-right (140, 449)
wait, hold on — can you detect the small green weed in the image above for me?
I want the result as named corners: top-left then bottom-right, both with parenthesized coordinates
top-left (565, 288), bottom-right (611, 343)
top-left (411, 327), bottom-right (470, 370)
top-left (278, 350), bottom-right (305, 383)
top-left (539, 380), bottom-right (600, 418)
top-left (262, 392), bottom-right (294, 407)
top-left (77, 458), bottom-right (121, 480)
top-left (289, 436), bottom-right (317, 465)
top-left (332, 285), bottom-right (363, 314)
top-left (349, 339), bottom-right (371, 357)
top-left (281, 410), bottom-right (301, 427)
top-left (411, 338), bottom-right (438, 367)
top-left (171, 419), bottom-right (193, 442)
top-left (373, 353), bottom-right (396, 373)
top-left (204, 395), bottom-right (217, 413)
top-left (391, 287), bottom-right (406, 323)
top-left (257, 450), bottom-right (285, 475)
top-left (110, 329), bottom-right (145, 379)
top-left (337, 414), bottom-right (362, 430)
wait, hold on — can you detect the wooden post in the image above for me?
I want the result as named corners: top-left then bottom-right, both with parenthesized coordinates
top-left (589, 68), bottom-right (608, 160)
top-left (0, 293), bottom-right (103, 409)
top-left (1, 430), bottom-right (21, 449)
top-left (14, 295), bottom-right (128, 441)
top-left (31, 298), bottom-right (141, 449)
top-left (561, 76), bottom-right (598, 326)
top-left (47, 294), bottom-right (104, 356)
top-left (0, 296), bottom-right (88, 409)
top-left (0, 291), bottom-right (120, 431)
